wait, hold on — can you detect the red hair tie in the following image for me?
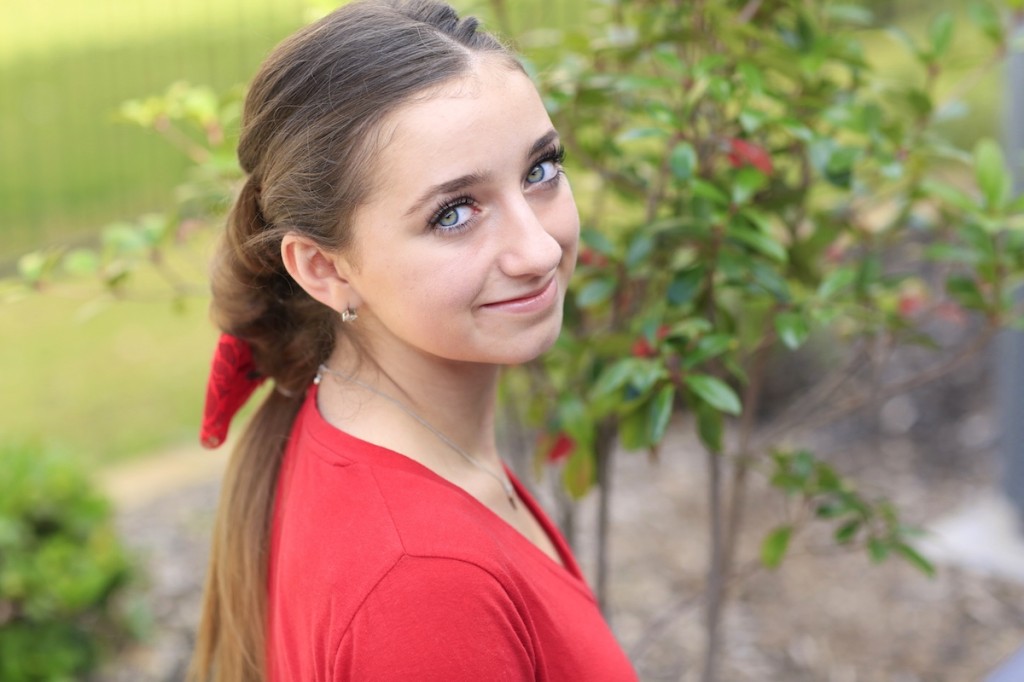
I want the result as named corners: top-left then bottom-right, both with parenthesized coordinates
top-left (200, 333), bottom-right (266, 448)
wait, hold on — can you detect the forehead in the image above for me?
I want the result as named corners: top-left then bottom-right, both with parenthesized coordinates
top-left (369, 59), bottom-right (553, 189)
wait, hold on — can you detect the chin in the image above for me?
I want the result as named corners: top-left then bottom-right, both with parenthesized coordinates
top-left (496, 317), bottom-right (564, 365)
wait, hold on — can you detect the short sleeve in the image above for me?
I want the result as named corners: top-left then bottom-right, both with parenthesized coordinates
top-left (333, 556), bottom-right (536, 681)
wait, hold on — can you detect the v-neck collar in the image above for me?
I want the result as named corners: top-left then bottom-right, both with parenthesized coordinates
top-left (300, 383), bottom-right (594, 598)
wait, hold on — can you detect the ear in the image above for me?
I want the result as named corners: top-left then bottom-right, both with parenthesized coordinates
top-left (280, 233), bottom-right (363, 312)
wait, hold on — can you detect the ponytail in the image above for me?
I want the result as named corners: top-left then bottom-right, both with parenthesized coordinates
top-left (189, 178), bottom-right (332, 682)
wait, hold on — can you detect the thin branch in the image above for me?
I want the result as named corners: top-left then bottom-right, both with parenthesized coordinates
top-left (700, 444), bottom-right (725, 682)
top-left (644, 132), bottom-right (684, 223)
top-left (594, 421), bottom-right (617, 614)
top-left (153, 118), bottom-right (210, 165)
top-left (937, 48), bottom-right (1007, 113)
top-left (628, 556), bottom-right (765, 664)
top-left (736, 0), bottom-right (765, 24)
top-left (562, 128), bottom-right (648, 199)
top-left (722, 339), bottom-right (771, 572)
top-left (753, 339), bottom-right (871, 447)
top-left (757, 325), bottom-right (999, 448)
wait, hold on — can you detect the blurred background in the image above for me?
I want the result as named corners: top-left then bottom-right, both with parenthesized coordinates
top-left (0, 0), bottom-right (1003, 468)
top-left (2, 0), bottom-right (1021, 680)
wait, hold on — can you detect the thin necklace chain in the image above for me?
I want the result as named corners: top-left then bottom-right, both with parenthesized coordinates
top-left (315, 364), bottom-right (517, 510)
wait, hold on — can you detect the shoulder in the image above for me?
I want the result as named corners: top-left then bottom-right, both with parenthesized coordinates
top-left (334, 555), bottom-right (536, 680)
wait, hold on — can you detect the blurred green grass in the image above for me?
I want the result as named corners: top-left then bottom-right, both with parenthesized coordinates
top-left (1, 290), bottom-right (215, 467)
top-left (0, 0), bottom-right (1003, 467)
top-left (1, 0), bottom-right (309, 466)
top-left (1, 0), bottom-right (310, 257)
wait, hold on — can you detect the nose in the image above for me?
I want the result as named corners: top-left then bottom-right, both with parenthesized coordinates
top-left (496, 195), bottom-right (564, 279)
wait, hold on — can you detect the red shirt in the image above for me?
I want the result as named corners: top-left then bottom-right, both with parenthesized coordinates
top-left (267, 386), bottom-right (638, 681)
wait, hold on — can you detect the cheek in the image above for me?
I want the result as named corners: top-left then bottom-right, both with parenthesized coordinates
top-left (550, 190), bottom-right (580, 257)
top-left (407, 260), bottom-right (481, 312)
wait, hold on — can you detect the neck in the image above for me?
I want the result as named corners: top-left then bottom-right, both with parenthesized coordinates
top-left (320, 335), bottom-right (502, 463)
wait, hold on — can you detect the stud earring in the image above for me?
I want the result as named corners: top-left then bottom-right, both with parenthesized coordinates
top-left (341, 307), bottom-right (358, 323)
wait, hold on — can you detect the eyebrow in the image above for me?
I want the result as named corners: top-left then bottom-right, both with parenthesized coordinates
top-left (404, 128), bottom-right (561, 218)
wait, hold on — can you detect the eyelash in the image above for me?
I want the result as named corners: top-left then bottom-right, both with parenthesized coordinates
top-left (426, 145), bottom-right (567, 235)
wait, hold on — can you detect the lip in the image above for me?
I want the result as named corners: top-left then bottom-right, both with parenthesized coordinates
top-left (482, 277), bottom-right (558, 313)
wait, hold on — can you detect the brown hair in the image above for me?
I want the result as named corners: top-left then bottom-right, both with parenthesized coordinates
top-left (189, 2), bottom-right (516, 680)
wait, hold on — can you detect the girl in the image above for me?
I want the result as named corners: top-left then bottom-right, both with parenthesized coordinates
top-left (191, 1), bottom-right (637, 680)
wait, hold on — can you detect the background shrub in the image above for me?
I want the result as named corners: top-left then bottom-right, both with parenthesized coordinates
top-left (0, 442), bottom-right (136, 681)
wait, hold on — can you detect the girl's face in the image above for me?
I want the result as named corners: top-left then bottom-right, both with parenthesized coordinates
top-left (338, 58), bottom-right (580, 368)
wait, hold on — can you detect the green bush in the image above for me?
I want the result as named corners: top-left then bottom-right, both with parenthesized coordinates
top-left (0, 442), bottom-right (136, 681)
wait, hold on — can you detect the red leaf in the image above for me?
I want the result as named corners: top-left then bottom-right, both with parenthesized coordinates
top-left (547, 433), bottom-right (576, 463)
top-left (935, 301), bottom-right (967, 326)
top-left (632, 337), bottom-right (655, 358)
top-left (898, 293), bottom-right (926, 318)
top-left (632, 325), bottom-right (669, 358)
top-left (578, 248), bottom-right (608, 267)
top-left (727, 138), bottom-right (774, 175)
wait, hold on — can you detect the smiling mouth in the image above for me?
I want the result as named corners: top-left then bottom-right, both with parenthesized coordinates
top-left (482, 277), bottom-right (558, 311)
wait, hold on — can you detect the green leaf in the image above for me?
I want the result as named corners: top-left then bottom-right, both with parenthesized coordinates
top-left (695, 402), bottom-right (723, 453)
top-left (815, 463), bottom-right (842, 492)
top-left (669, 142), bottom-right (697, 181)
top-left (921, 179), bottom-right (979, 213)
top-left (729, 225), bottom-right (787, 263)
top-left (946, 275), bottom-right (987, 310)
top-left (617, 127), bottom-right (669, 142)
top-left (761, 525), bottom-right (793, 569)
top-left (591, 359), bottom-right (639, 398)
top-left (62, 249), bottom-right (100, 277)
top-left (815, 499), bottom-right (850, 519)
top-left (774, 311), bottom-right (810, 350)
top-left (685, 374), bottom-right (741, 415)
top-left (103, 223), bottom-right (148, 254)
top-left (649, 385), bottom-right (675, 445)
top-left (619, 405), bottom-right (652, 451)
top-left (730, 167), bottom-right (767, 206)
top-left (868, 537), bottom-right (890, 563)
top-left (628, 360), bottom-right (668, 395)
top-left (817, 267), bottom-right (856, 299)
top-left (924, 243), bottom-right (980, 265)
top-left (896, 542), bottom-right (936, 577)
top-left (557, 395), bottom-right (589, 441)
top-left (682, 333), bottom-right (733, 369)
top-left (625, 233), bottom-right (654, 269)
top-left (668, 267), bottom-right (704, 305)
top-left (968, 1), bottom-right (1004, 43)
top-left (825, 146), bottom-right (859, 189)
top-left (856, 253), bottom-right (883, 293)
top-left (975, 138), bottom-right (1011, 212)
top-left (562, 445), bottom-right (596, 499)
top-left (835, 519), bottom-right (861, 544)
top-left (691, 179), bottom-right (730, 206)
top-left (825, 4), bottom-right (874, 26)
top-left (580, 228), bottom-right (616, 256)
top-left (886, 26), bottom-right (921, 58)
top-left (652, 45), bottom-right (686, 74)
top-left (739, 108), bottom-right (767, 133)
top-left (576, 277), bottom-right (617, 308)
top-left (929, 12), bottom-right (954, 59)
top-left (17, 251), bottom-right (47, 284)
top-left (736, 62), bottom-right (765, 94)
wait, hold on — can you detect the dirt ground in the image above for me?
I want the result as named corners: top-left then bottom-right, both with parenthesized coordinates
top-left (581, 416), bottom-right (1024, 681)
top-left (96, 381), bottom-right (1024, 681)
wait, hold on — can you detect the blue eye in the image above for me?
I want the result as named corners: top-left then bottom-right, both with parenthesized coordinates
top-left (432, 200), bottom-right (475, 231)
top-left (526, 160), bottom-right (557, 184)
